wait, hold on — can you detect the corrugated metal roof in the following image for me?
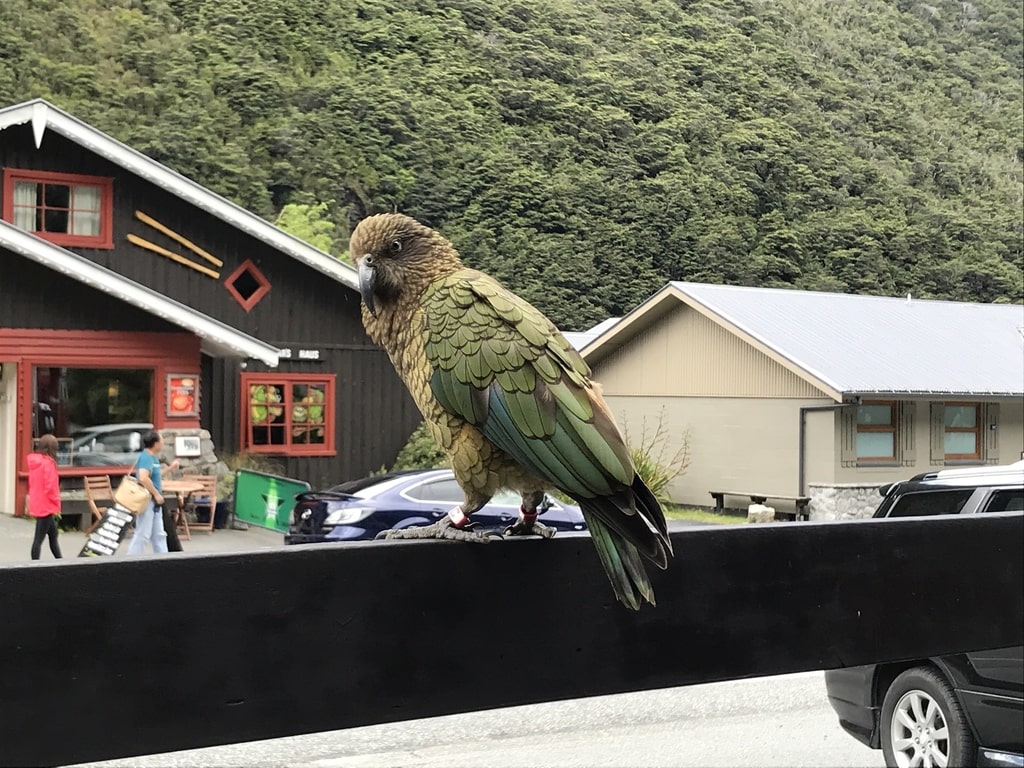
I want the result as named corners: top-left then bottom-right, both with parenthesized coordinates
top-left (563, 317), bottom-right (620, 351)
top-left (671, 282), bottom-right (1024, 396)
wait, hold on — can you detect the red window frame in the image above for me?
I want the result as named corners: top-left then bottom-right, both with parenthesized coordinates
top-left (2, 168), bottom-right (114, 248)
top-left (224, 259), bottom-right (272, 312)
top-left (240, 373), bottom-right (335, 456)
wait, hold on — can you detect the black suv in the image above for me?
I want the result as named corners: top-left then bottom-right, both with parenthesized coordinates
top-left (825, 461), bottom-right (1023, 768)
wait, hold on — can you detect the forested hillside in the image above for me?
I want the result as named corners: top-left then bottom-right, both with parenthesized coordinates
top-left (1, 0), bottom-right (1020, 328)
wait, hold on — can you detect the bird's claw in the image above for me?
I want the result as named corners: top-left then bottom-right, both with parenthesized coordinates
top-left (503, 517), bottom-right (557, 539)
top-left (375, 517), bottom-right (496, 543)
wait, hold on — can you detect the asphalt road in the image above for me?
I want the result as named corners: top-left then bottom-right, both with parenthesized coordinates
top-left (68, 671), bottom-right (879, 768)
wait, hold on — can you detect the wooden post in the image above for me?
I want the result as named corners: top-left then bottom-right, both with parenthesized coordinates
top-left (135, 210), bottom-right (224, 267)
top-left (127, 234), bottom-right (221, 279)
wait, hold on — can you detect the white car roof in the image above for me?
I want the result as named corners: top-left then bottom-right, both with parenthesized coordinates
top-left (919, 460), bottom-right (1024, 487)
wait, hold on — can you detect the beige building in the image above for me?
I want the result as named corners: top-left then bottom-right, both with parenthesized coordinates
top-left (580, 282), bottom-right (1024, 519)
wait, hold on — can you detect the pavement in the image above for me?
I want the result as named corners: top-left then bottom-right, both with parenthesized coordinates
top-left (0, 510), bottom-right (285, 565)
top-left (0, 512), bottom-right (714, 566)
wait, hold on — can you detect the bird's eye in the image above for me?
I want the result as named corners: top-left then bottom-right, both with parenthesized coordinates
top-left (390, 239), bottom-right (403, 253)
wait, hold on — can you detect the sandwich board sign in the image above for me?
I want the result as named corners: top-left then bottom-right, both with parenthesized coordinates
top-left (78, 506), bottom-right (135, 557)
top-left (233, 469), bottom-right (310, 533)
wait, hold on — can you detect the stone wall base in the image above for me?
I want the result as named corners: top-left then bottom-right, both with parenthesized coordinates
top-left (157, 428), bottom-right (227, 479)
top-left (808, 483), bottom-right (882, 521)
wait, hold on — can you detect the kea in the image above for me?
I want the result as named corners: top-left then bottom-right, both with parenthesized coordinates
top-left (351, 213), bottom-right (672, 609)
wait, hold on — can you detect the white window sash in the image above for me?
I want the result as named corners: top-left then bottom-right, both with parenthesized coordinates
top-left (70, 184), bottom-right (102, 236)
top-left (13, 180), bottom-right (38, 230)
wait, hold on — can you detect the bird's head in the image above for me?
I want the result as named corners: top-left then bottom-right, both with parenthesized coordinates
top-left (350, 213), bottom-right (459, 317)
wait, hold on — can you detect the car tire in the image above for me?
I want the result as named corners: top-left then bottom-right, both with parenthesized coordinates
top-left (880, 666), bottom-right (976, 768)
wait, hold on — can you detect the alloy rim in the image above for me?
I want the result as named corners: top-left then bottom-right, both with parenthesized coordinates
top-left (890, 689), bottom-right (950, 768)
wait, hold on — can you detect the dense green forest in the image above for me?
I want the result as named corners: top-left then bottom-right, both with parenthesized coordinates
top-left (1, 0), bottom-right (1021, 328)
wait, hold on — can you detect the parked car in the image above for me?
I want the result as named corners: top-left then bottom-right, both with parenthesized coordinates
top-left (825, 461), bottom-right (1024, 768)
top-left (69, 422), bottom-right (153, 467)
top-left (285, 468), bottom-right (588, 544)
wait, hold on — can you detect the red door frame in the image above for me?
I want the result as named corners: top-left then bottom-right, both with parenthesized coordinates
top-left (0, 329), bottom-right (202, 516)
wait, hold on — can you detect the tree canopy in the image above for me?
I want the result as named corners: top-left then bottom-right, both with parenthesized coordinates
top-left (2, 0), bottom-right (1020, 327)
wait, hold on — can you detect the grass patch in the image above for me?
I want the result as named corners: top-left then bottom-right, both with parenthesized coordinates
top-left (663, 505), bottom-right (745, 525)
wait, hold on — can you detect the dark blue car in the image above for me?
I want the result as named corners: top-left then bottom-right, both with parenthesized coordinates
top-left (284, 468), bottom-right (588, 544)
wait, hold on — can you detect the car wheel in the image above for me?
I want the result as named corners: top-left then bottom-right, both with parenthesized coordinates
top-left (880, 666), bottom-right (976, 768)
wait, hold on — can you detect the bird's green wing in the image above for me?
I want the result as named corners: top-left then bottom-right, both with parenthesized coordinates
top-left (424, 269), bottom-right (633, 498)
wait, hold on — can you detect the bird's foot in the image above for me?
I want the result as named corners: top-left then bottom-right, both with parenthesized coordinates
top-left (504, 511), bottom-right (556, 539)
top-left (375, 515), bottom-right (499, 543)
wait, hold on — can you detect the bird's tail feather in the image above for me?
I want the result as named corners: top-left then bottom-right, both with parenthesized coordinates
top-left (630, 474), bottom-right (673, 556)
top-left (578, 478), bottom-right (672, 568)
top-left (577, 474), bottom-right (673, 610)
top-left (582, 509), bottom-right (657, 610)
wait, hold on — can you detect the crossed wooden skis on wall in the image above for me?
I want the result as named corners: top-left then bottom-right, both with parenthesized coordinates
top-left (128, 210), bottom-right (223, 279)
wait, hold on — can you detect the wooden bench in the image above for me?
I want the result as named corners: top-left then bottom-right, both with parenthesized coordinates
top-left (709, 490), bottom-right (811, 521)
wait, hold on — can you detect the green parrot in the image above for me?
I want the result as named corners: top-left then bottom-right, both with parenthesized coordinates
top-left (351, 213), bottom-right (672, 609)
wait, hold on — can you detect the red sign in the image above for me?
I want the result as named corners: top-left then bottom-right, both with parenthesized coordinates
top-left (166, 374), bottom-right (198, 417)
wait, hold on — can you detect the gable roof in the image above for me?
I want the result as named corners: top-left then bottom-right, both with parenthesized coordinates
top-left (583, 281), bottom-right (1024, 399)
top-left (563, 317), bottom-right (620, 351)
top-left (1, 220), bottom-right (280, 366)
top-left (0, 98), bottom-right (359, 290)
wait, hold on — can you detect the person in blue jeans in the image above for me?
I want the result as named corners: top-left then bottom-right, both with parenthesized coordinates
top-left (127, 430), bottom-right (179, 555)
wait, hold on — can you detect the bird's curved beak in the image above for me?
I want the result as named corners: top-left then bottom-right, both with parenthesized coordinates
top-left (357, 256), bottom-right (377, 317)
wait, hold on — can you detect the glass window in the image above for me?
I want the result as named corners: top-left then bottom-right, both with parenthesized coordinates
top-left (858, 404), bottom-right (893, 426)
top-left (33, 366), bottom-right (153, 467)
top-left (225, 259), bottom-right (272, 312)
top-left (4, 169), bottom-right (113, 248)
top-left (856, 432), bottom-right (894, 458)
top-left (409, 479), bottom-right (464, 504)
top-left (944, 406), bottom-right (977, 428)
top-left (856, 400), bottom-right (897, 461)
top-left (241, 374), bottom-right (335, 456)
top-left (887, 489), bottom-right (974, 517)
top-left (983, 490), bottom-right (1024, 513)
top-left (944, 403), bottom-right (981, 460)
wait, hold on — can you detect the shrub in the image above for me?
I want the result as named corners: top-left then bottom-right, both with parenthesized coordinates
top-left (621, 408), bottom-right (692, 504)
top-left (392, 421), bottom-right (449, 470)
top-left (217, 452), bottom-right (285, 500)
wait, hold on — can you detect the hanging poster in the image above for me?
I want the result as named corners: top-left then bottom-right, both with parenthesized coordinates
top-left (166, 374), bottom-right (198, 417)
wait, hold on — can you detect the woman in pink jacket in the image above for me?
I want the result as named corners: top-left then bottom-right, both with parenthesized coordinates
top-left (27, 433), bottom-right (63, 560)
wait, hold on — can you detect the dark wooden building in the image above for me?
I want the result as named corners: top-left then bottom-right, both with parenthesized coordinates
top-left (0, 98), bottom-right (420, 516)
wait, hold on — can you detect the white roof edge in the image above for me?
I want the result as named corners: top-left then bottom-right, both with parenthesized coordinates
top-left (0, 99), bottom-right (359, 290)
top-left (852, 390), bottom-right (1024, 396)
top-left (670, 282), bottom-right (848, 394)
top-left (580, 283), bottom-right (674, 359)
top-left (0, 221), bottom-right (280, 367)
